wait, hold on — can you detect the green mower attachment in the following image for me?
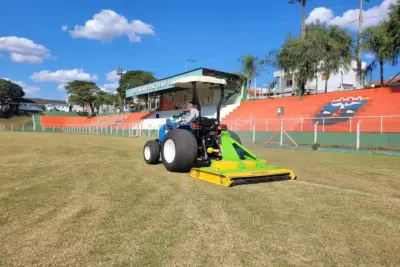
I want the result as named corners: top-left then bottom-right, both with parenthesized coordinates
top-left (189, 131), bottom-right (297, 187)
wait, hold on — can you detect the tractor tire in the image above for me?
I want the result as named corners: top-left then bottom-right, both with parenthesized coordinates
top-left (228, 130), bottom-right (242, 144)
top-left (161, 129), bottom-right (198, 172)
top-left (143, 140), bottom-right (160, 164)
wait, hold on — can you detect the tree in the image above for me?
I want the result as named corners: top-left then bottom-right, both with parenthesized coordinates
top-left (0, 79), bottom-right (25, 112)
top-left (65, 80), bottom-right (100, 115)
top-left (277, 36), bottom-right (315, 99)
top-left (117, 70), bottom-right (157, 111)
top-left (309, 23), bottom-right (353, 93)
top-left (361, 22), bottom-right (394, 87)
top-left (117, 70), bottom-right (157, 100)
top-left (289, 0), bottom-right (307, 40)
top-left (386, 0), bottom-right (400, 65)
top-left (271, 23), bottom-right (353, 98)
top-left (237, 55), bottom-right (260, 92)
top-left (93, 90), bottom-right (111, 113)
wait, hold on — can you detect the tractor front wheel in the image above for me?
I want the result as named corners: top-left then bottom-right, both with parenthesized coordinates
top-left (143, 140), bottom-right (160, 164)
top-left (161, 129), bottom-right (198, 172)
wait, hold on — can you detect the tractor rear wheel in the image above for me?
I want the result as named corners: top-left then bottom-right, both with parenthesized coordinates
top-left (143, 140), bottom-right (160, 164)
top-left (161, 129), bottom-right (198, 172)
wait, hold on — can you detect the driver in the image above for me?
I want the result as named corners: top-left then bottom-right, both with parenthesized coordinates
top-left (184, 102), bottom-right (199, 123)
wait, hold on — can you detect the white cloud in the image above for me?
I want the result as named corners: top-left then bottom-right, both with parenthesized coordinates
top-left (99, 86), bottom-right (112, 93)
top-left (0, 36), bottom-right (51, 64)
top-left (365, 52), bottom-right (375, 59)
top-left (106, 70), bottom-right (125, 81)
top-left (61, 25), bottom-right (68, 31)
top-left (306, 0), bottom-right (396, 30)
top-left (57, 84), bottom-right (66, 91)
top-left (63, 9), bottom-right (155, 43)
top-left (3, 78), bottom-right (40, 96)
top-left (99, 69), bottom-right (125, 92)
top-left (306, 7), bottom-right (334, 24)
top-left (103, 83), bottom-right (119, 89)
top-left (30, 69), bottom-right (98, 84)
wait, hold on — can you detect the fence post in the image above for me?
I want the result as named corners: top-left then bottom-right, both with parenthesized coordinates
top-left (314, 122), bottom-right (319, 144)
top-left (252, 124), bottom-right (255, 144)
top-left (301, 117), bottom-right (304, 132)
top-left (380, 116), bottom-right (383, 133)
top-left (322, 117), bottom-right (325, 132)
top-left (350, 117), bottom-right (353, 132)
top-left (280, 119), bottom-right (283, 146)
top-left (356, 120), bottom-right (362, 150)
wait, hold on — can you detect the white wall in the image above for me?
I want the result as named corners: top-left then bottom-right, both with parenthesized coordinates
top-left (18, 102), bottom-right (41, 112)
top-left (273, 60), bottom-right (366, 94)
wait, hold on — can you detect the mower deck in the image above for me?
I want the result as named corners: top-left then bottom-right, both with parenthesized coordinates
top-left (189, 160), bottom-right (296, 187)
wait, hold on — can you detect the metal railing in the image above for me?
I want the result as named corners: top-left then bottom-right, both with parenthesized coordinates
top-left (224, 115), bottom-right (400, 133)
top-left (0, 122), bottom-right (163, 139)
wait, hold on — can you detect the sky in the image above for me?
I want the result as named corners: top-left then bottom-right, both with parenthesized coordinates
top-left (0, 0), bottom-right (398, 100)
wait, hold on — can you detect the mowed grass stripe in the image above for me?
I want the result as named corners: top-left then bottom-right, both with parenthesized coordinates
top-left (0, 132), bottom-right (399, 267)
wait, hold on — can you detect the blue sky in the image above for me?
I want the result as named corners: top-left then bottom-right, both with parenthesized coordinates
top-left (0, 0), bottom-right (398, 100)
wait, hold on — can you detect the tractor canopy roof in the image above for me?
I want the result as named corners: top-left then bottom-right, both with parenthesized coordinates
top-left (172, 75), bottom-right (227, 90)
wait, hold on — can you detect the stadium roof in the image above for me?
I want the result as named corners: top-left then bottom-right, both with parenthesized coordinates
top-left (125, 67), bottom-right (240, 98)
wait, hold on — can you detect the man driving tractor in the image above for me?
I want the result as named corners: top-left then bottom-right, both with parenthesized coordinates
top-left (184, 102), bottom-right (199, 123)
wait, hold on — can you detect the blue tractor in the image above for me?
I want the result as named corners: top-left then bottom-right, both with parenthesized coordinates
top-left (142, 75), bottom-right (296, 186)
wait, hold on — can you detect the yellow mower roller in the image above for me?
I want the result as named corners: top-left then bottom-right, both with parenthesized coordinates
top-left (143, 75), bottom-right (297, 187)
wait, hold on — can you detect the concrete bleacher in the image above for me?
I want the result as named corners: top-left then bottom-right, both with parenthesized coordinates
top-left (222, 86), bottom-right (400, 133)
top-left (139, 103), bottom-right (240, 129)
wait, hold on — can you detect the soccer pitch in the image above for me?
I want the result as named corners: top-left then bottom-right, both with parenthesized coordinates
top-left (1, 132), bottom-right (399, 267)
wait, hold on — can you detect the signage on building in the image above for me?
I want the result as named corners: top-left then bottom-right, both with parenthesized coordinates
top-left (126, 68), bottom-right (203, 97)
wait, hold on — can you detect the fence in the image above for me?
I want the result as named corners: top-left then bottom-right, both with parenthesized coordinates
top-left (1, 115), bottom-right (400, 150)
top-left (224, 115), bottom-right (400, 150)
top-left (0, 122), bottom-right (163, 139)
top-left (224, 115), bottom-right (400, 133)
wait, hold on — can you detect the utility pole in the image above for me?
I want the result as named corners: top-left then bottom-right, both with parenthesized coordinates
top-left (357, 0), bottom-right (370, 88)
top-left (357, 0), bottom-right (363, 88)
top-left (116, 66), bottom-right (124, 113)
top-left (185, 59), bottom-right (195, 71)
top-left (289, 0), bottom-right (307, 40)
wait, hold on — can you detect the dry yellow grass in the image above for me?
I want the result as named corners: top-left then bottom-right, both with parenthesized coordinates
top-left (0, 132), bottom-right (399, 267)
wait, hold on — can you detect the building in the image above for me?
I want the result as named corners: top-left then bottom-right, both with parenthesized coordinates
top-left (126, 68), bottom-right (243, 111)
top-left (273, 60), bottom-right (367, 96)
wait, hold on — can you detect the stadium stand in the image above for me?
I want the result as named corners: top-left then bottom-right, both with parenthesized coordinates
top-left (40, 111), bottom-right (152, 129)
top-left (222, 86), bottom-right (400, 133)
top-left (38, 87), bottom-right (400, 133)
top-left (139, 103), bottom-right (240, 129)
top-left (41, 115), bottom-right (107, 128)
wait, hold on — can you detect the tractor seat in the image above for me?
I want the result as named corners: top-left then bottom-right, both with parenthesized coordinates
top-left (194, 117), bottom-right (218, 127)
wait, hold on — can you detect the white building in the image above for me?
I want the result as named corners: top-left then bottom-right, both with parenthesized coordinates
top-left (273, 60), bottom-right (367, 96)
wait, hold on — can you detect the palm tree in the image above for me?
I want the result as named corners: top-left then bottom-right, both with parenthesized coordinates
top-left (361, 22), bottom-right (394, 87)
top-left (289, 0), bottom-right (307, 40)
top-left (237, 55), bottom-right (260, 93)
top-left (386, 0), bottom-right (400, 65)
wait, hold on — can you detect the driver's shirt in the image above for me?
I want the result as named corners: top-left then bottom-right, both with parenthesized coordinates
top-left (187, 108), bottom-right (199, 122)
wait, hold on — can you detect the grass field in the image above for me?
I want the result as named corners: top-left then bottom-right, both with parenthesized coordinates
top-left (1, 132), bottom-right (399, 267)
